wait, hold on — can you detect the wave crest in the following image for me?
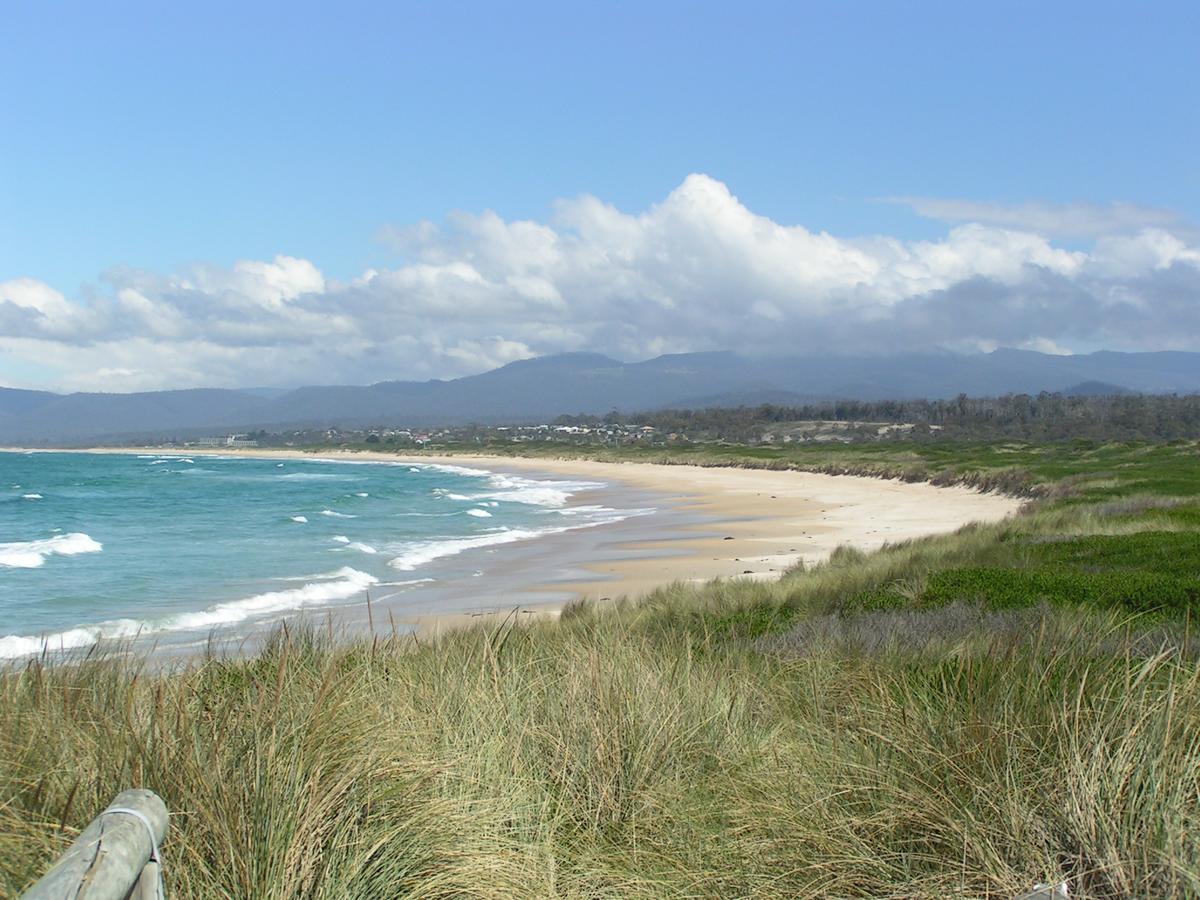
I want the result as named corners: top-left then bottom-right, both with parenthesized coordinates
top-left (0, 533), bottom-right (103, 569)
top-left (0, 567), bottom-right (378, 659)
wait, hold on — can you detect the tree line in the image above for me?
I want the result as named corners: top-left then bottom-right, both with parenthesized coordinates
top-left (553, 393), bottom-right (1200, 442)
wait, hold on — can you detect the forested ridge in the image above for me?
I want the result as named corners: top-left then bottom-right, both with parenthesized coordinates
top-left (554, 392), bottom-right (1200, 442)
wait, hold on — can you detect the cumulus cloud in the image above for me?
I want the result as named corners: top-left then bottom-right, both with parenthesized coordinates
top-left (3, 174), bottom-right (1199, 391)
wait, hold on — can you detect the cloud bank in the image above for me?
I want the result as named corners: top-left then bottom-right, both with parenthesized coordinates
top-left (3, 174), bottom-right (1199, 392)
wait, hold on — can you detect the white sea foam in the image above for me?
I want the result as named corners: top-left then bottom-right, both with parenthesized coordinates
top-left (279, 472), bottom-right (346, 480)
top-left (321, 509), bottom-right (356, 518)
top-left (328, 535), bottom-right (376, 554)
top-left (0, 533), bottom-right (102, 569)
top-left (167, 567), bottom-right (378, 630)
top-left (466, 508), bottom-right (492, 517)
top-left (411, 462), bottom-right (493, 478)
top-left (388, 528), bottom-right (545, 571)
top-left (149, 459), bottom-right (169, 465)
top-left (443, 473), bottom-right (605, 508)
top-left (290, 515), bottom-right (308, 523)
top-left (387, 501), bottom-right (656, 573)
top-left (354, 492), bottom-right (369, 497)
top-left (0, 567), bottom-right (379, 659)
top-left (22, 493), bottom-right (42, 500)
top-left (553, 504), bottom-right (626, 517)
top-left (496, 474), bottom-right (606, 507)
top-left (0, 619), bottom-right (144, 659)
top-left (277, 566), bottom-right (367, 581)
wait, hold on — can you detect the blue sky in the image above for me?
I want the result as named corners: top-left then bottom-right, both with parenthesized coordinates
top-left (2, 1), bottom-right (1199, 390)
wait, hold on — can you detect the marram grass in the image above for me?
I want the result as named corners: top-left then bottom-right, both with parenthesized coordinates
top-left (3, 468), bottom-right (1200, 896)
top-left (3, 614), bottom-right (1198, 895)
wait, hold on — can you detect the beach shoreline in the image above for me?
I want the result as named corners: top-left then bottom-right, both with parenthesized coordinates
top-left (7, 446), bottom-right (1024, 638)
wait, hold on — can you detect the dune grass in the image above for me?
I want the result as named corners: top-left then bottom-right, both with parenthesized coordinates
top-left (3, 445), bottom-right (1200, 897)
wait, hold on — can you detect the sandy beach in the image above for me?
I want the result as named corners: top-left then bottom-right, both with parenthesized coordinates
top-left (35, 446), bottom-right (1024, 635)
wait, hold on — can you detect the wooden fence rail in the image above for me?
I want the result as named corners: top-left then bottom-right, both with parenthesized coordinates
top-left (21, 789), bottom-right (168, 900)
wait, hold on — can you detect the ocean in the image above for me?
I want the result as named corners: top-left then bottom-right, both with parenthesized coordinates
top-left (0, 451), bottom-right (659, 659)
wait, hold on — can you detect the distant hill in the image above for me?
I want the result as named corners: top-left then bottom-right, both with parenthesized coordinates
top-left (0, 387), bottom-right (59, 419)
top-left (2, 348), bottom-right (1199, 445)
top-left (237, 387), bottom-right (291, 400)
top-left (0, 389), bottom-right (270, 444)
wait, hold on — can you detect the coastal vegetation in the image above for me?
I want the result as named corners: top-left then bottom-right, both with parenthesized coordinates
top-left (550, 392), bottom-right (1200, 442)
top-left (3, 440), bottom-right (1200, 897)
top-left (384, 433), bottom-right (1200, 500)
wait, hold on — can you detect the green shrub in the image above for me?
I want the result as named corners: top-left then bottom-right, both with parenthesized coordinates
top-left (922, 567), bottom-right (1200, 616)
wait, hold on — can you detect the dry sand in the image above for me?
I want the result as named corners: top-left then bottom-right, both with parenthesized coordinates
top-left (52, 447), bottom-right (1024, 633)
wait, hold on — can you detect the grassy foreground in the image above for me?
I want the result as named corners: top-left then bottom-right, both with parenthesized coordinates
top-left (3, 442), bottom-right (1200, 897)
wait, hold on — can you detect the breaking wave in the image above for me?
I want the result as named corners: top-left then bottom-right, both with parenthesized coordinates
top-left (0, 533), bottom-right (102, 569)
top-left (387, 504), bottom-right (651, 572)
top-left (0, 567), bottom-right (378, 659)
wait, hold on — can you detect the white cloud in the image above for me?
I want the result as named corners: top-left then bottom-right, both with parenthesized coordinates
top-left (0, 278), bottom-right (92, 338)
top-left (2, 176), bottom-right (1199, 392)
top-left (1020, 337), bottom-right (1073, 356)
top-left (443, 337), bottom-right (536, 371)
top-left (886, 196), bottom-right (1188, 239)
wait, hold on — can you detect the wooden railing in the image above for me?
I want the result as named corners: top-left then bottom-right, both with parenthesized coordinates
top-left (21, 789), bottom-right (168, 899)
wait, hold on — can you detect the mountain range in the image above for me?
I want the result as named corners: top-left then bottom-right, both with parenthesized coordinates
top-left (3, 348), bottom-right (1199, 445)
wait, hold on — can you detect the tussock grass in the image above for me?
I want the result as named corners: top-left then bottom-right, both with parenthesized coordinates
top-left (4, 600), bottom-right (1198, 897)
top-left (4, 446), bottom-right (1200, 896)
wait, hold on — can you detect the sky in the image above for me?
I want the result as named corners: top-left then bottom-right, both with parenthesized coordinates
top-left (2, 0), bottom-right (1198, 392)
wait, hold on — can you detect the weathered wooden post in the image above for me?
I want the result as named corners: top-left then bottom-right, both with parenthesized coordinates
top-left (21, 788), bottom-right (168, 900)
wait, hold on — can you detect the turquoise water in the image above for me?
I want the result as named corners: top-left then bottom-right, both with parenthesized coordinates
top-left (0, 451), bottom-right (647, 658)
